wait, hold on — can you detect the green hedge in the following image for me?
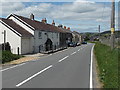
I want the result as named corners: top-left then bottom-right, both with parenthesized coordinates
top-left (94, 42), bottom-right (119, 88)
top-left (2, 51), bottom-right (22, 64)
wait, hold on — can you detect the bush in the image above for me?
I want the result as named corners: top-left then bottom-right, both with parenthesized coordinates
top-left (2, 51), bottom-right (22, 64)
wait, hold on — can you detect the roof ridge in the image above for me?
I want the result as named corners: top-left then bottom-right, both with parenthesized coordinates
top-left (11, 14), bottom-right (71, 33)
top-left (13, 14), bottom-right (42, 23)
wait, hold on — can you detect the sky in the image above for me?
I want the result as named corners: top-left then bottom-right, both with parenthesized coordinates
top-left (0, 0), bottom-right (119, 33)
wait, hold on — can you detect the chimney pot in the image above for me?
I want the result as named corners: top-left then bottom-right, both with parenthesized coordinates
top-left (42, 18), bottom-right (47, 24)
top-left (64, 26), bottom-right (66, 29)
top-left (58, 24), bottom-right (63, 28)
top-left (67, 27), bottom-right (70, 30)
top-left (52, 20), bottom-right (55, 26)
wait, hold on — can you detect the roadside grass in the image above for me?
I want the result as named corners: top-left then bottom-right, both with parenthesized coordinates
top-left (94, 42), bottom-right (119, 88)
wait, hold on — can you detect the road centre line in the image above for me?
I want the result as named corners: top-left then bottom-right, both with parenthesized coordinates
top-left (0, 63), bottom-right (26, 72)
top-left (71, 51), bottom-right (76, 55)
top-left (16, 65), bottom-right (53, 87)
top-left (78, 49), bottom-right (81, 51)
top-left (1, 48), bottom-right (70, 72)
top-left (58, 56), bottom-right (69, 62)
top-left (1, 46), bottom-right (81, 72)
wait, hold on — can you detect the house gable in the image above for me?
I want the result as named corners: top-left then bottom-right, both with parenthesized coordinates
top-left (0, 19), bottom-right (21, 37)
top-left (0, 18), bottom-right (33, 37)
top-left (7, 14), bottom-right (35, 35)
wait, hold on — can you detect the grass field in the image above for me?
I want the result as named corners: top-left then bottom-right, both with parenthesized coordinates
top-left (94, 42), bottom-right (119, 88)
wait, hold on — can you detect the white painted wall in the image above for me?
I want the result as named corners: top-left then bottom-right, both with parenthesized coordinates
top-left (0, 24), bottom-right (4, 44)
top-left (8, 16), bottom-right (34, 35)
top-left (0, 23), bottom-right (21, 54)
top-left (21, 37), bottom-right (34, 54)
top-left (34, 30), bottom-right (59, 52)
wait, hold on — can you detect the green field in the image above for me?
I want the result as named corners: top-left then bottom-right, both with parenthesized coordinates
top-left (94, 42), bottom-right (119, 88)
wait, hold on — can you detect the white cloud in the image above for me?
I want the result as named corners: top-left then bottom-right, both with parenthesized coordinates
top-left (1, 0), bottom-right (32, 2)
top-left (0, 1), bottom-right (115, 32)
top-left (0, 1), bottom-right (111, 21)
top-left (1, 2), bottom-right (25, 16)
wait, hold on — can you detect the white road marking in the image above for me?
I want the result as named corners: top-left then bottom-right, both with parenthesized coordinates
top-left (58, 56), bottom-right (69, 62)
top-left (0, 63), bottom-right (26, 72)
top-left (71, 52), bottom-right (76, 55)
top-left (16, 65), bottom-right (53, 87)
top-left (1, 48), bottom-right (69, 72)
top-left (53, 48), bottom-right (69, 55)
top-left (90, 45), bottom-right (95, 89)
top-left (78, 49), bottom-right (80, 51)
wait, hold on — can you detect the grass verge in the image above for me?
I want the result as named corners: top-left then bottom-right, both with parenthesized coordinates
top-left (94, 42), bottom-right (119, 88)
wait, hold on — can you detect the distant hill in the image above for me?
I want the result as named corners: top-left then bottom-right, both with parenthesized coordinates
top-left (101, 30), bottom-right (120, 34)
top-left (100, 30), bottom-right (120, 38)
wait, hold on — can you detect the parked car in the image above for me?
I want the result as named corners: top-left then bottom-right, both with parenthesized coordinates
top-left (76, 43), bottom-right (81, 46)
top-left (82, 42), bottom-right (87, 44)
top-left (68, 42), bottom-right (76, 47)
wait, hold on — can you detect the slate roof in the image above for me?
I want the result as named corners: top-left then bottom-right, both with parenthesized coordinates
top-left (12, 14), bottom-right (70, 33)
top-left (0, 18), bottom-right (33, 37)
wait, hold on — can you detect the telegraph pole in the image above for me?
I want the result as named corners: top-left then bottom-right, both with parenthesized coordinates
top-left (110, 0), bottom-right (115, 49)
top-left (3, 30), bottom-right (6, 51)
top-left (98, 25), bottom-right (100, 38)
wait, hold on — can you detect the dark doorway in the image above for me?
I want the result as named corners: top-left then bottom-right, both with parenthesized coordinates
top-left (45, 38), bottom-right (53, 51)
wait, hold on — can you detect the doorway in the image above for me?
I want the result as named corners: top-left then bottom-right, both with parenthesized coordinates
top-left (45, 38), bottom-right (53, 51)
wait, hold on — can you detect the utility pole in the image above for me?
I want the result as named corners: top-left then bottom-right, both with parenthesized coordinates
top-left (3, 30), bottom-right (6, 51)
top-left (110, 0), bottom-right (115, 49)
top-left (98, 25), bottom-right (100, 39)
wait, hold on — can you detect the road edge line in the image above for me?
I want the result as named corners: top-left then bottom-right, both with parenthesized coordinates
top-left (90, 44), bottom-right (95, 89)
top-left (0, 63), bottom-right (26, 72)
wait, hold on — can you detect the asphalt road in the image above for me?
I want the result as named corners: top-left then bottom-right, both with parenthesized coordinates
top-left (1, 43), bottom-right (94, 88)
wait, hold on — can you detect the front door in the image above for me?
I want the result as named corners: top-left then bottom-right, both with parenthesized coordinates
top-left (45, 38), bottom-right (53, 51)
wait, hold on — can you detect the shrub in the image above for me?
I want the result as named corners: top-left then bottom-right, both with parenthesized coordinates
top-left (2, 51), bottom-right (22, 64)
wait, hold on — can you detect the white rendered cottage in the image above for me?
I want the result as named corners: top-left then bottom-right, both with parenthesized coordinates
top-left (0, 14), bottom-right (72, 54)
top-left (0, 18), bottom-right (33, 54)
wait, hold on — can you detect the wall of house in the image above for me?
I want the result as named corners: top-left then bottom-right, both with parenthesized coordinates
top-left (0, 23), bottom-right (21, 54)
top-left (34, 30), bottom-right (59, 52)
top-left (79, 36), bottom-right (82, 44)
top-left (59, 33), bottom-right (67, 47)
top-left (21, 37), bottom-right (34, 54)
top-left (0, 24), bottom-right (4, 44)
top-left (8, 16), bottom-right (34, 35)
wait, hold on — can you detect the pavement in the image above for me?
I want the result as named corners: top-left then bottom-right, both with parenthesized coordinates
top-left (1, 43), bottom-right (94, 88)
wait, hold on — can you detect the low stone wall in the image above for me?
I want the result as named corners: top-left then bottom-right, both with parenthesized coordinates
top-left (100, 37), bottom-right (120, 47)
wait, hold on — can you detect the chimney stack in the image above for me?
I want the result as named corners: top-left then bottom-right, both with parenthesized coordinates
top-left (42, 18), bottom-right (47, 24)
top-left (52, 20), bottom-right (55, 26)
top-left (64, 26), bottom-right (66, 29)
top-left (58, 24), bottom-right (63, 28)
top-left (30, 13), bottom-right (34, 20)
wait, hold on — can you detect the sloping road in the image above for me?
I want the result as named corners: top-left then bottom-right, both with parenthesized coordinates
top-left (2, 43), bottom-right (94, 88)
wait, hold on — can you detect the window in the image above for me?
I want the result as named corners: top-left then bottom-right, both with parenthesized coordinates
top-left (38, 32), bottom-right (42, 39)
